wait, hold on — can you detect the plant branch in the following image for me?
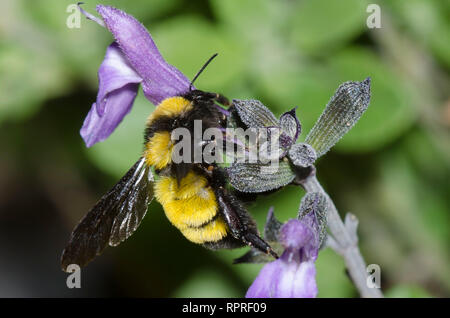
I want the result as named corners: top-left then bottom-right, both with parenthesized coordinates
top-left (296, 168), bottom-right (383, 298)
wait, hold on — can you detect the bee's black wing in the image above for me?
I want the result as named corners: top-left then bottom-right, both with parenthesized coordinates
top-left (61, 158), bottom-right (154, 271)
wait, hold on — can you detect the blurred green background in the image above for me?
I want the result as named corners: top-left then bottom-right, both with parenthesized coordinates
top-left (0, 0), bottom-right (449, 297)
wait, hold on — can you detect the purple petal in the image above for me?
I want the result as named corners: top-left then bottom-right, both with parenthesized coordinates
top-left (289, 261), bottom-right (317, 298)
top-left (80, 83), bottom-right (139, 147)
top-left (279, 219), bottom-right (313, 250)
top-left (247, 218), bottom-right (320, 298)
top-left (246, 258), bottom-right (317, 298)
top-left (280, 219), bottom-right (319, 261)
top-left (96, 5), bottom-right (191, 105)
top-left (79, 42), bottom-right (141, 147)
top-left (95, 42), bottom-right (142, 116)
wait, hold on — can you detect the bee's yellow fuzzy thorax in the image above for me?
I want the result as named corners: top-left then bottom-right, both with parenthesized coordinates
top-left (144, 131), bottom-right (174, 170)
top-left (146, 96), bottom-right (193, 124)
top-left (144, 97), bottom-right (193, 170)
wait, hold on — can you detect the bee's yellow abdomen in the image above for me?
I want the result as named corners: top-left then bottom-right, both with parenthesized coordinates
top-left (147, 97), bottom-right (193, 125)
top-left (154, 172), bottom-right (209, 205)
top-left (164, 191), bottom-right (217, 228)
top-left (154, 172), bottom-right (229, 243)
top-left (155, 172), bottom-right (218, 228)
top-left (180, 219), bottom-right (228, 244)
top-left (144, 131), bottom-right (173, 170)
top-left (175, 172), bottom-right (209, 199)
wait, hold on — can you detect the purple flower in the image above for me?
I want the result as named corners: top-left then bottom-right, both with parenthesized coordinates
top-left (246, 215), bottom-right (320, 298)
top-left (79, 5), bottom-right (191, 147)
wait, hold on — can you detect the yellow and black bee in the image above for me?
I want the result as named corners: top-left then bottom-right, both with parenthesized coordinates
top-left (61, 56), bottom-right (277, 271)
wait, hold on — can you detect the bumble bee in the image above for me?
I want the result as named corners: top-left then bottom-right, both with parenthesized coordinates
top-left (61, 55), bottom-right (278, 271)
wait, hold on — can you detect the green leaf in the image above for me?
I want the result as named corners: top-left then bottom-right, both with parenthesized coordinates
top-left (374, 150), bottom-right (450, 289)
top-left (290, 0), bottom-right (369, 55)
top-left (256, 62), bottom-right (337, 136)
top-left (305, 78), bottom-right (371, 157)
top-left (99, 0), bottom-right (180, 22)
top-left (23, 0), bottom-right (179, 30)
top-left (327, 47), bottom-right (416, 152)
top-left (216, 248), bottom-right (265, 288)
top-left (210, 0), bottom-right (296, 91)
top-left (228, 161), bottom-right (295, 193)
top-left (153, 16), bottom-right (246, 92)
top-left (0, 0), bottom-right (73, 122)
top-left (385, 0), bottom-right (450, 68)
top-left (401, 129), bottom-right (450, 245)
top-left (315, 249), bottom-right (356, 297)
top-left (210, 0), bottom-right (291, 39)
top-left (385, 284), bottom-right (432, 298)
top-left (0, 43), bottom-right (68, 122)
top-left (20, 0), bottom-right (108, 84)
top-left (172, 269), bottom-right (242, 297)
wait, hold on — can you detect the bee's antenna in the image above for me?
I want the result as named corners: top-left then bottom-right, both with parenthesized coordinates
top-left (189, 53), bottom-right (218, 91)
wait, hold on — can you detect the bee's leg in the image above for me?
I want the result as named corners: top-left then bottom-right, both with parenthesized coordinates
top-left (216, 188), bottom-right (278, 259)
top-left (201, 92), bottom-right (231, 107)
top-left (241, 232), bottom-right (279, 259)
top-left (213, 93), bottom-right (231, 107)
